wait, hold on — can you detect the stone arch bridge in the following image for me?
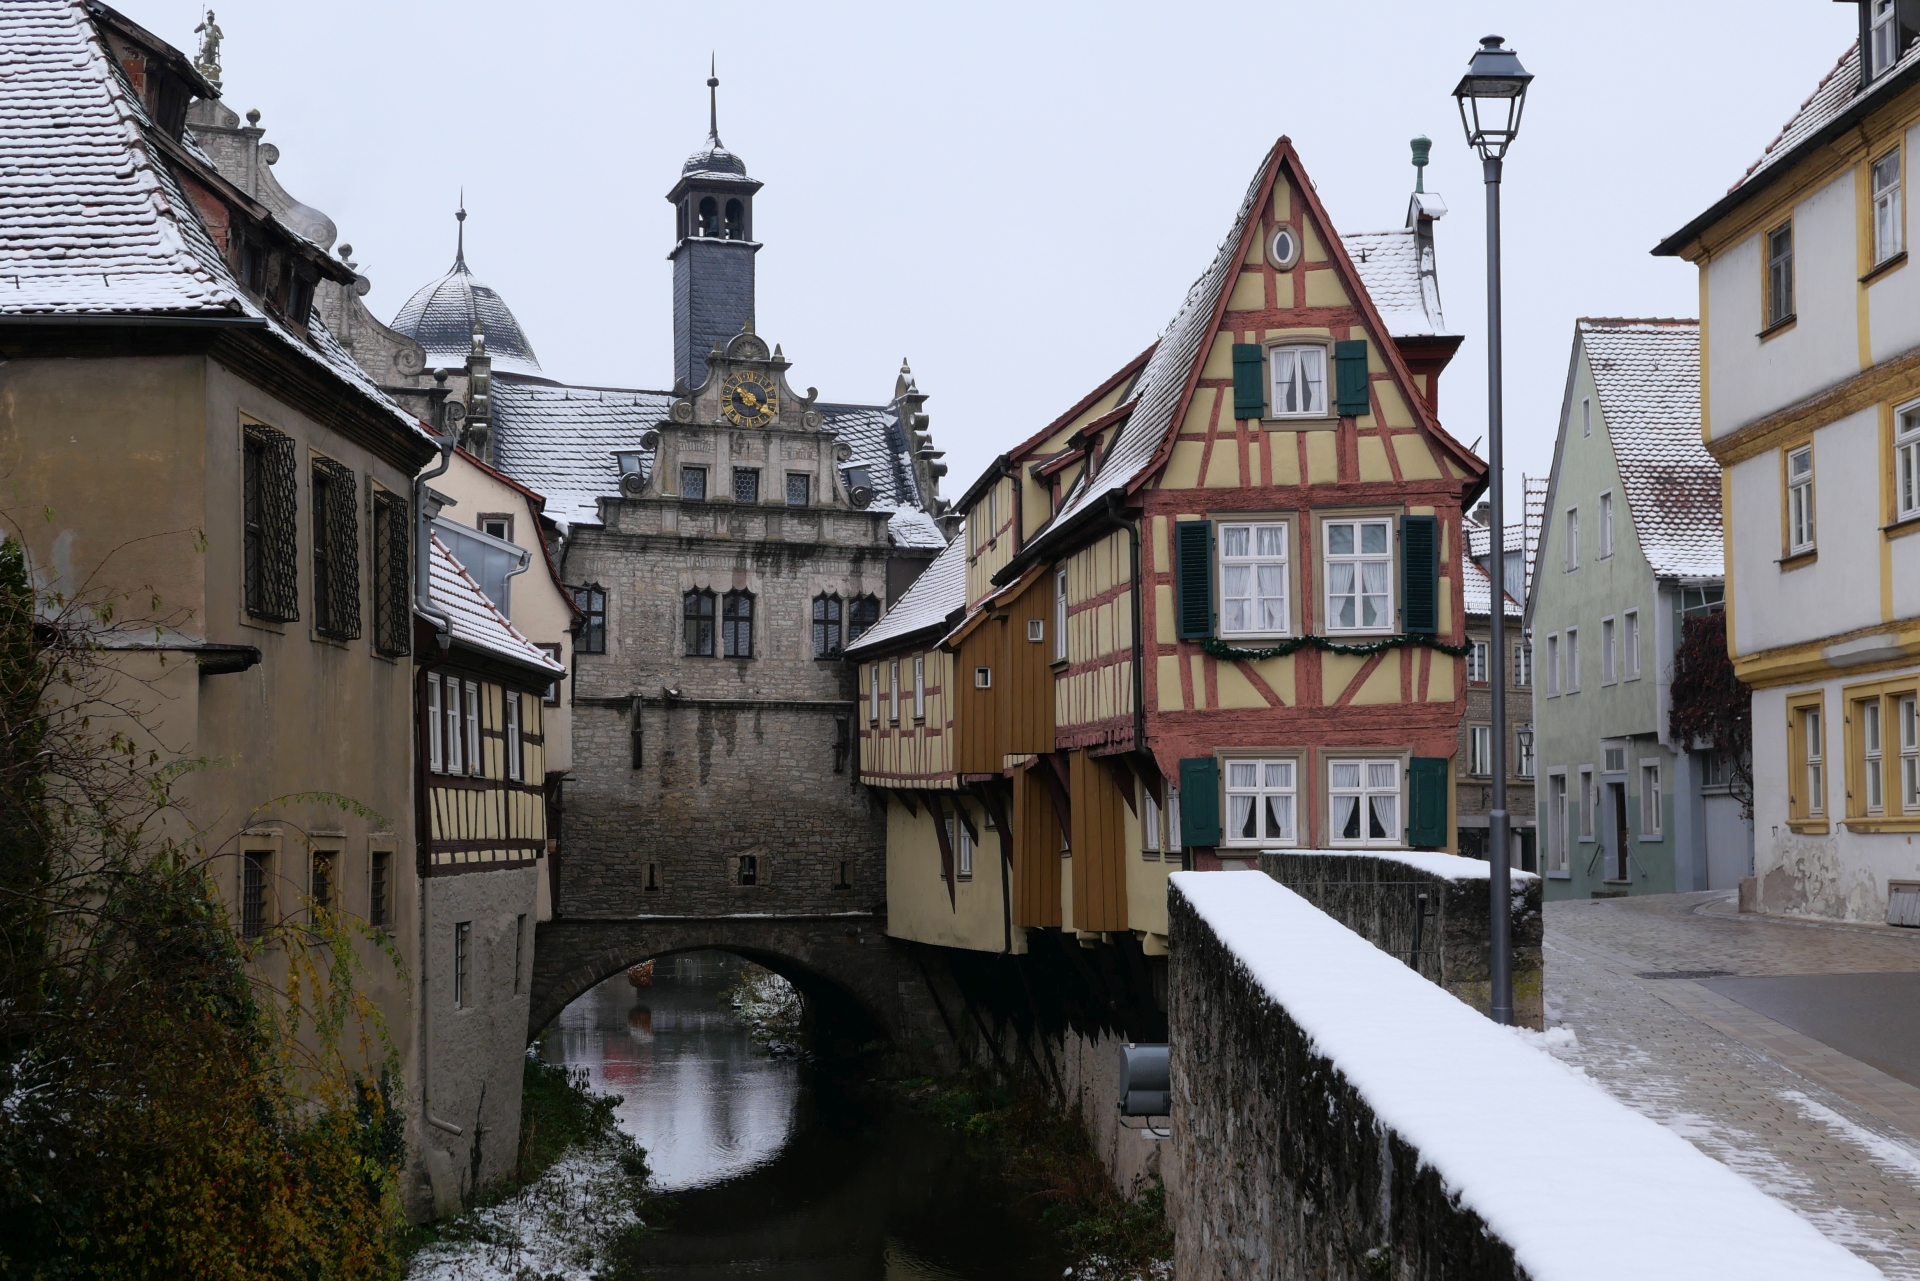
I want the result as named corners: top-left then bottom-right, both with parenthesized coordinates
top-left (528, 914), bottom-right (953, 1065)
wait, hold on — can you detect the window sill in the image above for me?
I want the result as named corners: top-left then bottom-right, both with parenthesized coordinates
top-left (1546, 870), bottom-right (1572, 880)
top-left (1220, 632), bottom-right (1294, 644)
top-left (1861, 251), bottom-right (1907, 286)
top-left (1639, 834), bottom-right (1664, 843)
top-left (1757, 313), bottom-right (1798, 342)
top-left (1844, 816), bottom-right (1920, 833)
top-left (1777, 549), bottom-right (1817, 571)
top-left (1787, 819), bottom-right (1831, 834)
top-left (1884, 513), bottom-right (1920, 540)
top-left (1050, 659), bottom-right (1071, 675)
top-left (1324, 629), bottom-right (1396, 641)
top-left (1260, 415), bottom-right (1340, 432)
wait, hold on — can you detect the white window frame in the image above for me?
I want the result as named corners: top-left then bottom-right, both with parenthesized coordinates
top-left (1167, 786), bottom-right (1183, 851)
top-left (1054, 568), bottom-right (1069, 662)
top-left (1787, 445), bottom-right (1815, 555)
top-left (1517, 727), bottom-right (1535, 778)
top-left (1217, 521), bottom-right (1290, 637)
top-left (1875, 146), bottom-right (1905, 265)
top-left (1865, 697), bottom-right (1886, 816)
top-left (1565, 507), bottom-right (1580, 571)
top-left (1545, 633), bottom-right (1560, 696)
top-left (464, 681), bottom-right (483, 778)
top-left (1470, 725), bottom-right (1492, 777)
top-left (1581, 396), bottom-right (1592, 439)
top-left (1897, 401), bottom-right (1920, 522)
top-left (1565, 627), bottom-right (1581, 692)
top-left (1900, 694), bottom-right (1919, 812)
top-left (1623, 610), bottom-right (1641, 680)
top-left (869, 663), bottom-right (881, 724)
top-left (1515, 640), bottom-right (1533, 688)
top-left (1142, 786), bottom-right (1163, 857)
top-left (889, 660), bottom-right (900, 725)
top-left (913, 655), bottom-right (926, 722)
top-left (1322, 517), bottom-right (1394, 635)
top-left (1268, 344), bottom-right (1328, 418)
top-left (444, 677), bottom-right (463, 775)
top-left (1223, 757), bottom-right (1299, 847)
top-left (427, 673), bottom-right (444, 773)
top-left (1601, 616), bottom-right (1617, 685)
top-left (1806, 705), bottom-right (1826, 816)
top-left (1327, 757), bottom-right (1402, 849)
top-left (1468, 640), bottom-right (1489, 685)
top-left (947, 811), bottom-right (974, 879)
top-left (507, 690), bottom-right (523, 782)
top-left (1579, 766), bottom-right (1596, 840)
top-left (1547, 771), bottom-right (1570, 875)
top-left (1873, 0), bottom-right (1901, 76)
top-left (1639, 760), bottom-right (1663, 839)
top-left (1598, 491), bottom-right (1614, 560)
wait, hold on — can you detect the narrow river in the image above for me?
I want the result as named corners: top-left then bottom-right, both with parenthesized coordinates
top-left (541, 951), bottom-right (1067, 1280)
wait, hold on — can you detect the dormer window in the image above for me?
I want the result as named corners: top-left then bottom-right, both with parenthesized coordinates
top-left (1873, 0), bottom-right (1902, 76)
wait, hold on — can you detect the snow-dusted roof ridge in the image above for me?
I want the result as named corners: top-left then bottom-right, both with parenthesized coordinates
top-left (1463, 555), bottom-right (1521, 620)
top-left (1578, 318), bottom-right (1719, 580)
top-left (844, 536), bottom-right (966, 656)
top-left (428, 533), bottom-right (565, 676)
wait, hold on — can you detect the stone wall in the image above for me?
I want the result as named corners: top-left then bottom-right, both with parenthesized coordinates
top-left (1166, 872), bottom-right (1875, 1281)
top-left (1254, 851), bottom-right (1543, 1029)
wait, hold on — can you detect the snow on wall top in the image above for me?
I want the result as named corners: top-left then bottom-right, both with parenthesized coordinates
top-left (844, 535), bottom-right (966, 657)
top-left (1260, 847), bottom-right (1537, 884)
top-left (1171, 871), bottom-right (1882, 1281)
top-left (1579, 319), bottom-right (1720, 580)
top-left (428, 533), bottom-right (564, 676)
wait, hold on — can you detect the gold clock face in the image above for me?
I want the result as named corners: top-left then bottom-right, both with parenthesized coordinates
top-left (722, 372), bottom-right (778, 427)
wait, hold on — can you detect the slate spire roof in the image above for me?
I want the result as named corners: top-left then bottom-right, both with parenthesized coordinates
top-left (390, 204), bottom-right (543, 376)
top-left (680, 62), bottom-right (751, 182)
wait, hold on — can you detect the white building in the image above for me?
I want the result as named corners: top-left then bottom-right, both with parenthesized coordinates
top-left (1655, 7), bottom-right (1920, 920)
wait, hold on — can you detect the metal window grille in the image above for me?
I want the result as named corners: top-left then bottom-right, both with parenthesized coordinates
top-left (454, 922), bottom-right (470, 1007)
top-left (370, 851), bottom-right (389, 929)
top-left (311, 457), bottom-right (361, 640)
top-left (739, 854), bottom-right (759, 886)
top-left (371, 489), bottom-right (411, 656)
top-left (786, 473), bottom-right (810, 506)
top-left (722, 591), bottom-right (753, 657)
top-left (240, 852), bottom-right (268, 939)
top-left (847, 595), bottom-right (879, 646)
top-left (243, 425), bottom-right (299, 621)
top-left (812, 594), bottom-right (842, 658)
top-left (311, 852), bottom-right (333, 912)
top-left (684, 590), bottom-right (715, 656)
top-left (732, 468), bottom-right (760, 503)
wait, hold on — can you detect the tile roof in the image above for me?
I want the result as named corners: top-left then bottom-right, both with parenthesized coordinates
top-left (0, 0), bottom-right (427, 442)
top-left (1463, 554), bottom-right (1521, 620)
top-left (1734, 41), bottom-right (1920, 197)
top-left (428, 533), bottom-right (564, 676)
top-left (844, 535), bottom-right (966, 657)
top-left (1344, 220), bottom-right (1452, 339)
top-left (1579, 319), bottom-right (1720, 580)
top-left (491, 376), bottom-right (947, 546)
top-left (1464, 517), bottom-right (1524, 559)
top-left (1523, 474), bottom-right (1548, 604)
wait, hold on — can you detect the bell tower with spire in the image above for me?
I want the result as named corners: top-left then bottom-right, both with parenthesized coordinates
top-left (667, 62), bottom-right (763, 391)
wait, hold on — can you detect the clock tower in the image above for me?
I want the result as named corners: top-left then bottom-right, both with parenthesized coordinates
top-left (668, 67), bottom-right (762, 391)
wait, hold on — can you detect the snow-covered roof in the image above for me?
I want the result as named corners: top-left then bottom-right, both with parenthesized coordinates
top-left (1344, 224), bottom-right (1451, 340)
top-left (1464, 518), bottom-right (1524, 560)
top-left (491, 378), bottom-right (947, 545)
top-left (428, 534), bottom-right (564, 677)
top-left (844, 536), bottom-right (966, 657)
top-left (390, 244), bottom-right (544, 377)
top-left (0, 0), bottom-right (426, 443)
top-left (1579, 319), bottom-right (1720, 580)
top-left (1522, 475), bottom-right (1547, 605)
top-left (1463, 555), bottom-right (1521, 621)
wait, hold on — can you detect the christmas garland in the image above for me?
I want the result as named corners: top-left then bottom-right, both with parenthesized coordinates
top-left (1200, 632), bottom-right (1474, 662)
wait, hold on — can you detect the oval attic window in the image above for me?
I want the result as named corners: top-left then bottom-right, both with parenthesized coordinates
top-left (1270, 225), bottom-right (1300, 269)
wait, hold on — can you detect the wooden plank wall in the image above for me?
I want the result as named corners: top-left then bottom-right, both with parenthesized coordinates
top-left (1011, 767), bottom-right (1062, 928)
top-left (1000, 572), bottom-right (1055, 759)
top-left (1068, 748), bottom-right (1128, 932)
top-left (952, 622), bottom-right (1004, 774)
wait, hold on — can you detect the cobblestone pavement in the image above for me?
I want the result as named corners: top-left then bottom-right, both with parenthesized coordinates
top-left (1546, 892), bottom-right (1920, 1279)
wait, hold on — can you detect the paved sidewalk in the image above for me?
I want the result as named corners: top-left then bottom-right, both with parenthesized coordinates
top-left (1546, 892), bottom-right (1920, 1278)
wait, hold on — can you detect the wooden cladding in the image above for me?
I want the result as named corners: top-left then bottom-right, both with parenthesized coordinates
top-left (1068, 749), bottom-right (1128, 933)
top-left (1011, 766), bottom-right (1062, 928)
top-left (951, 622), bottom-right (1004, 774)
top-left (952, 571), bottom-right (1058, 772)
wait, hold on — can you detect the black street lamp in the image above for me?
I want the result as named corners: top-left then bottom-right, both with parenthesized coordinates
top-left (1454, 34), bottom-right (1532, 1028)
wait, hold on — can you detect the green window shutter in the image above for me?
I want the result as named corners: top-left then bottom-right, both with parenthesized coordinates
top-left (1400, 514), bottom-right (1439, 635)
top-left (1334, 340), bottom-right (1371, 417)
top-left (1175, 521), bottom-right (1215, 640)
top-left (1231, 344), bottom-right (1266, 420)
top-left (1178, 757), bottom-right (1222, 847)
top-left (1407, 756), bottom-right (1449, 847)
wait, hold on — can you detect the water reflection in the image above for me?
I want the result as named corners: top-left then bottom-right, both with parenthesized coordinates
top-left (543, 951), bottom-right (1064, 1280)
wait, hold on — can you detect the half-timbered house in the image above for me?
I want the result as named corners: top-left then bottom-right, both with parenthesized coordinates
top-left (853, 136), bottom-right (1486, 958)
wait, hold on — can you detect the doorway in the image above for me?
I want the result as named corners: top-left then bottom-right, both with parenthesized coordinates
top-left (1608, 781), bottom-right (1630, 882)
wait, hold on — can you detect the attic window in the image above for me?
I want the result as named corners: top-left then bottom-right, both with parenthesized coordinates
top-left (1872, 0), bottom-right (1903, 77)
top-left (1269, 225), bottom-right (1301, 269)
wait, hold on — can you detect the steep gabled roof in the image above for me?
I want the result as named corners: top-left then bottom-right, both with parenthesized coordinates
top-left (1523, 474), bottom-right (1548, 604)
top-left (1463, 555), bottom-right (1521, 621)
top-left (844, 536), bottom-right (966, 657)
top-left (1580, 318), bottom-right (1720, 580)
top-left (428, 533), bottom-right (565, 677)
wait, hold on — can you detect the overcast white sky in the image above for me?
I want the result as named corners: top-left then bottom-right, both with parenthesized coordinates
top-left (132, 0), bottom-right (1856, 512)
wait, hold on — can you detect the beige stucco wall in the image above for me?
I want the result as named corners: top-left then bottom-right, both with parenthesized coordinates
top-left (883, 792), bottom-right (1017, 952)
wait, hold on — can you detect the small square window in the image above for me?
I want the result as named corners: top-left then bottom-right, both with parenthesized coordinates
top-left (1027, 618), bottom-right (1044, 643)
top-left (786, 473), bottom-right (810, 507)
top-left (733, 468), bottom-right (761, 504)
top-left (974, 666), bottom-right (992, 689)
top-left (681, 466), bottom-right (708, 501)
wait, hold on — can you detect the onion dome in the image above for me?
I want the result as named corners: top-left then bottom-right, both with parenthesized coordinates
top-left (391, 205), bottom-right (542, 376)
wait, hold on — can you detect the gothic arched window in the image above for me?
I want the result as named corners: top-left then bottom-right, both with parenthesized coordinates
top-left (847, 595), bottom-right (881, 647)
top-left (812, 594), bottom-right (843, 659)
top-left (724, 198), bottom-right (745, 240)
top-left (697, 196), bottom-right (720, 238)
top-left (722, 590), bottom-right (754, 658)
top-left (684, 589), bottom-right (716, 656)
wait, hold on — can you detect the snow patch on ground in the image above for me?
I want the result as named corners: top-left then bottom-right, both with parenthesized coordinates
top-left (1783, 1089), bottom-right (1920, 1186)
top-left (408, 1141), bottom-right (644, 1281)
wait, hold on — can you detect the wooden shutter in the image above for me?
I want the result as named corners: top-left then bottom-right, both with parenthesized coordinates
top-left (1231, 343), bottom-right (1266, 420)
top-left (1401, 515), bottom-right (1439, 635)
top-left (1174, 521), bottom-right (1214, 640)
top-left (1407, 756), bottom-right (1449, 847)
top-left (1334, 340), bottom-right (1371, 417)
top-left (1177, 757), bottom-right (1221, 847)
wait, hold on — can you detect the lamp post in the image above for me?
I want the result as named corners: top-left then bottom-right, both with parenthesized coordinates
top-left (1454, 34), bottom-right (1532, 1027)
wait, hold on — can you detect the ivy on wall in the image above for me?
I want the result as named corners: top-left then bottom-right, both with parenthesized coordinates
top-left (1668, 608), bottom-right (1754, 817)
